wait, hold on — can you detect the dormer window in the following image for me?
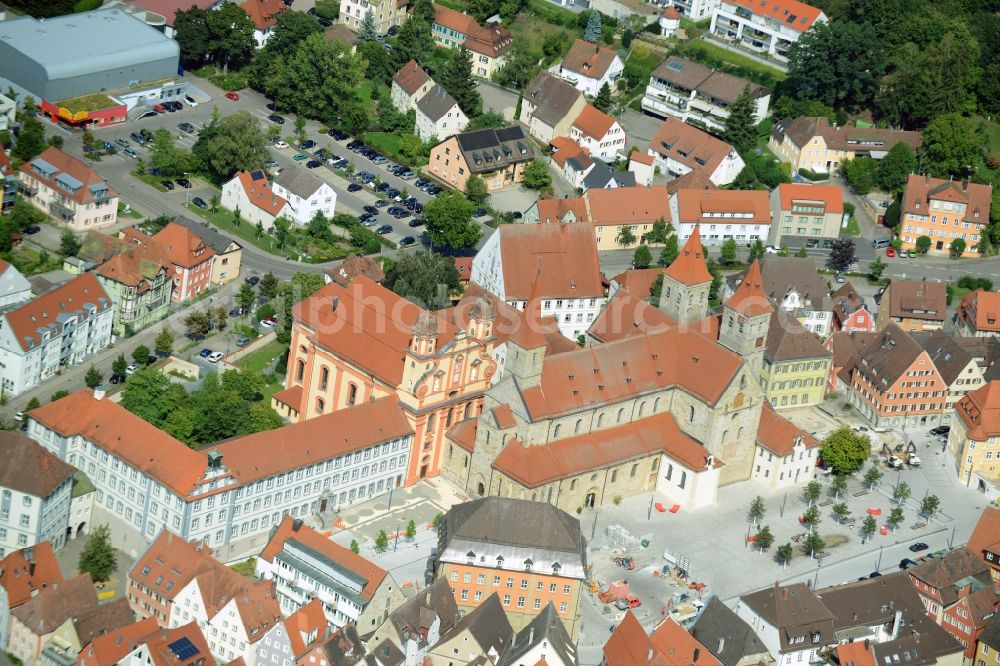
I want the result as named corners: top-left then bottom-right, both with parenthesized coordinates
top-left (496, 554), bottom-right (504, 567)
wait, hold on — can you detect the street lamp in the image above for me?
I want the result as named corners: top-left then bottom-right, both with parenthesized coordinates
top-left (394, 521), bottom-right (401, 552)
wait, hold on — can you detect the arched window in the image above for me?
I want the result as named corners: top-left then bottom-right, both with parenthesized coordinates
top-left (428, 413), bottom-right (436, 432)
top-left (617, 408), bottom-right (625, 423)
top-left (638, 402), bottom-right (646, 417)
top-left (448, 444), bottom-right (453, 459)
top-left (570, 479), bottom-right (578, 491)
top-left (347, 383), bottom-right (358, 406)
top-left (464, 402), bottom-right (473, 419)
top-left (553, 424), bottom-right (562, 438)
top-left (296, 360), bottom-right (305, 382)
top-left (597, 414), bottom-right (604, 428)
top-left (651, 458), bottom-right (659, 471)
top-left (737, 427), bottom-right (744, 439)
top-left (666, 464), bottom-right (673, 480)
top-left (680, 471), bottom-right (687, 489)
top-left (316, 397), bottom-right (325, 414)
top-left (575, 419), bottom-right (582, 434)
top-left (740, 375), bottom-right (747, 390)
top-left (722, 430), bottom-right (728, 442)
top-left (319, 367), bottom-right (329, 391)
top-left (654, 397), bottom-right (661, 411)
top-left (299, 345), bottom-right (308, 355)
top-left (611, 469), bottom-right (618, 482)
top-left (447, 407), bottom-right (455, 427)
top-left (689, 405), bottom-right (695, 422)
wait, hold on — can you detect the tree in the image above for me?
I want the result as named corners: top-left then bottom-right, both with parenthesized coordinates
top-left (405, 519), bottom-right (417, 539)
top-left (950, 238), bottom-right (967, 258)
top-left (829, 238), bottom-right (856, 269)
top-left (915, 236), bottom-right (932, 255)
top-left (660, 235), bottom-right (679, 265)
top-left (832, 502), bottom-right (851, 524)
top-left (350, 539), bottom-right (360, 554)
top-left (803, 505), bottom-right (821, 529)
top-left (306, 211), bottom-right (334, 242)
top-left (25, 397), bottom-right (41, 413)
top-left (375, 529), bottom-right (389, 552)
top-left (466, 111), bottom-right (509, 131)
top-left (749, 239), bottom-right (765, 259)
top-left (617, 226), bottom-right (637, 247)
top-left (723, 86), bottom-right (759, 154)
top-left (584, 9), bottom-right (602, 43)
top-left (594, 82), bottom-right (613, 113)
top-left (441, 46), bottom-right (482, 117)
top-left (50, 390), bottom-right (69, 403)
top-left (893, 481), bottom-right (911, 505)
top-left (864, 466), bottom-right (883, 489)
top-left (275, 272), bottom-right (326, 344)
top-left (359, 8), bottom-right (378, 41)
top-left (841, 157), bottom-right (878, 195)
top-left (522, 159), bottom-right (552, 191)
top-left (785, 21), bottom-right (885, 113)
top-left (748, 496), bottom-right (765, 526)
top-left (720, 238), bottom-right (738, 265)
top-left (78, 524), bottom-right (117, 582)
top-left (236, 282), bottom-right (256, 313)
top-left (877, 143), bottom-right (917, 194)
top-left (776, 542), bottom-right (793, 568)
top-left (185, 310), bottom-right (211, 338)
top-left (861, 514), bottom-right (878, 542)
top-left (795, 246), bottom-right (808, 258)
top-left (384, 251), bottom-right (462, 309)
top-left (150, 128), bottom-right (181, 176)
top-left (755, 525), bottom-right (774, 552)
top-left (411, 0), bottom-right (436, 23)
top-left (112, 353), bottom-right (128, 378)
top-left (314, 0), bottom-right (339, 19)
top-left (212, 306), bottom-right (228, 331)
top-left (888, 506), bottom-right (905, 531)
top-left (274, 217), bottom-right (292, 249)
top-left (132, 345), bottom-right (151, 367)
top-left (465, 175), bottom-right (490, 206)
top-left (391, 18), bottom-right (435, 74)
top-left (921, 113), bottom-right (980, 179)
top-left (495, 47), bottom-right (537, 89)
top-left (802, 532), bottom-right (825, 558)
top-left (633, 245), bottom-right (652, 269)
top-left (84, 365), bottom-right (103, 389)
top-left (643, 218), bottom-right (671, 245)
top-left (294, 116), bottom-right (307, 147)
top-left (821, 428), bottom-right (871, 474)
top-left (259, 272), bottom-right (279, 299)
top-left (174, 6), bottom-right (212, 67)
top-left (153, 328), bottom-right (174, 357)
top-left (424, 191), bottom-right (481, 251)
top-left (59, 229), bottom-right (81, 258)
top-left (830, 474), bottom-right (848, 499)
top-left (803, 480), bottom-right (822, 506)
top-left (12, 115), bottom-right (46, 160)
top-left (207, 2), bottom-right (256, 72)
top-left (920, 494), bottom-right (940, 519)
top-left (707, 258), bottom-right (723, 303)
top-left (199, 112), bottom-right (268, 182)
top-left (869, 256), bottom-right (886, 280)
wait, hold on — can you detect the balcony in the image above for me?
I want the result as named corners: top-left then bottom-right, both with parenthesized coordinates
top-left (48, 202), bottom-right (75, 221)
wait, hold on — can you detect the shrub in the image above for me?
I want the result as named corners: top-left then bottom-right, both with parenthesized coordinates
top-left (796, 168), bottom-right (828, 181)
top-left (613, 495), bottom-right (622, 505)
top-left (957, 276), bottom-right (993, 291)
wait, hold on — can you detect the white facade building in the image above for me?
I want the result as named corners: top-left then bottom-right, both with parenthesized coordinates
top-left (710, 0), bottom-right (827, 62)
top-left (271, 170), bottom-right (337, 226)
top-left (221, 171), bottom-right (291, 232)
top-left (0, 261), bottom-right (30, 308)
top-left (27, 391), bottom-right (413, 557)
top-left (553, 40), bottom-right (625, 98)
top-left (568, 106), bottom-right (626, 163)
top-left (0, 433), bottom-right (74, 557)
top-left (414, 85), bottom-right (468, 143)
top-left (0, 273), bottom-right (113, 398)
top-left (671, 0), bottom-right (721, 21)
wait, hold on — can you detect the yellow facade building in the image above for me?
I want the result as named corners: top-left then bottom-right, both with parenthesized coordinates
top-left (761, 311), bottom-right (831, 409)
top-left (948, 381), bottom-right (1000, 488)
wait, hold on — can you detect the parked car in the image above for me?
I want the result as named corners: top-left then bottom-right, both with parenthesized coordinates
top-left (930, 425), bottom-right (950, 436)
top-left (229, 307), bottom-right (244, 317)
top-left (116, 137), bottom-right (130, 148)
top-left (408, 217), bottom-right (425, 227)
top-left (885, 247), bottom-right (896, 257)
top-left (510, 211), bottom-right (522, 219)
top-left (161, 180), bottom-right (175, 190)
top-left (274, 140), bottom-right (289, 149)
top-left (184, 96), bottom-right (199, 108)
top-left (192, 197), bottom-right (208, 209)
top-left (259, 317), bottom-right (277, 328)
top-left (347, 183), bottom-right (362, 192)
top-left (300, 139), bottom-right (316, 149)
top-left (376, 224), bottom-right (393, 235)
top-left (205, 351), bottom-right (223, 363)
top-left (165, 101), bottom-right (182, 111)
top-left (373, 198), bottom-right (388, 208)
top-left (306, 160), bottom-right (321, 169)
top-left (328, 129), bottom-right (349, 140)
top-left (835, 273), bottom-right (846, 283)
top-left (125, 363), bottom-right (139, 375)
top-left (899, 558), bottom-right (917, 570)
top-left (264, 159), bottom-right (280, 168)
top-left (153, 103), bottom-right (166, 113)
top-left (614, 596), bottom-right (641, 610)
top-left (359, 213), bottom-right (375, 225)
top-left (178, 122), bottom-right (196, 133)
top-left (123, 148), bottom-right (139, 159)
top-left (363, 205), bottom-right (379, 215)
top-left (236, 337), bottom-right (252, 347)
top-left (108, 374), bottom-right (124, 384)
top-left (473, 207), bottom-right (487, 217)
top-left (909, 542), bottom-right (929, 553)
top-left (130, 131), bottom-right (146, 145)
top-left (399, 235), bottom-right (416, 247)
top-left (224, 91), bottom-right (240, 101)
top-left (404, 197), bottom-right (417, 210)
top-left (23, 225), bottom-right (40, 234)
top-left (400, 171), bottom-right (416, 180)
top-left (246, 275), bottom-right (260, 286)
top-left (268, 114), bottom-right (286, 125)
top-left (176, 178), bottom-right (192, 188)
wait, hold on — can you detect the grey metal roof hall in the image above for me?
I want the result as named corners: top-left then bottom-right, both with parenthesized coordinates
top-left (0, 8), bottom-right (179, 102)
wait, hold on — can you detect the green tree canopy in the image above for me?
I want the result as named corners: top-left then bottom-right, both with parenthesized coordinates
top-left (594, 82), bottom-right (613, 113)
top-left (78, 525), bottom-right (117, 582)
top-left (785, 20), bottom-right (885, 112)
top-left (522, 159), bottom-right (552, 191)
top-left (84, 365), bottom-right (102, 389)
top-left (584, 9), bottom-right (602, 42)
top-left (155, 328), bottom-right (175, 356)
top-left (465, 175), bottom-right (490, 207)
top-left (821, 428), bottom-right (871, 474)
top-left (199, 111), bottom-right (268, 182)
top-left (633, 245), bottom-right (652, 268)
top-left (359, 8), bottom-right (378, 41)
top-left (441, 46), bottom-right (483, 117)
top-left (876, 143), bottom-right (918, 193)
top-left (424, 190), bottom-right (481, 250)
top-left (384, 251), bottom-right (462, 309)
top-left (723, 86), bottom-right (760, 154)
top-left (921, 113), bottom-right (981, 179)
top-left (60, 229), bottom-right (82, 258)
top-left (12, 115), bottom-right (46, 161)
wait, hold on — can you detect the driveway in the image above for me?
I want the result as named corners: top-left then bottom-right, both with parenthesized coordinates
top-left (620, 108), bottom-right (662, 151)
top-left (477, 80), bottom-right (520, 120)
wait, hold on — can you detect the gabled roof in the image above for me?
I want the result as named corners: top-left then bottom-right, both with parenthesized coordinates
top-left (142, 622), bottom-right (213, 666)
top-left (19, 147), bottom-right (117, 206)
top-left (393, 59), bottom-right (432, 95)
top-left (437, 594), bottom-right (512, 658)
top-left (550, 137), bottom-right (593, 171)
top-left (666, 168), bottom-right (717, 195)
top-left (649, 616), bottom-right (723, 666)
top-left (587, 184), bottom-right (671, 225)
top-left (907, 547), bottom-right (990, 606)
top-left (831, 281), bottom-right (867, 322)
top-left (0, 431), bottom-right (75, 497)
top-left (955, 381), bottom-right (1000, 440)
top-left (240, 0), bottom-right (287, 30)
top-left (751, 255), bottom-right (830, 312)
top-left (664, 227), bottom-right (712, 286)
top-left (720, 0), bottom-right (824, 32)
top-left (274, 167), bottom-right (328, 200)
top-left (230, 170), bottom-right (289, 218)
top-left (78, 617), bottom-right (160, 666)
top-left (765, 310), bottom-right (830, 362)
top-left (740, 583), bottom-right (833, 651)
top-left (561, 39), bottom-right (620, 79)
top-left (967, 506), bottom-right (1000, 563)
top-left (533, 196), bottom-right (589, 224)
top-left (605, 613), bottom-right (723, 666)
top-left (73, 598), bottom-right (138, 646)
top-left (444, 497), bottom-right (584, 553)
top-left (417, 84), bottom-right (462, 123)
top-left (885, 279), bottom-right (946, 322)
top-left (495, 222), bottom-right (604, 300)
top-left (572, 104), bottom-right (617, 140)
top-left (649, 118), bottom-right (736, 174)
top-left (280, 599), bottom-right (329, 658)
top-left (260, 515), bottom-right (388, 603)
top-left (130, 530), bottom-right (217, 603)
top-left (432, 3), bottom-right (513, 56)
top-left (691, 597), bottom-right (768, 666)
top-left (324, 23), bottom-right (358, 45)
top-left (777, 183), bottom-right (843, 214)
top-left (95, 241), bottom-right (170, 290)
top-left (957, 289), bottom-right (1000, 333)
top-left (651, 57), bottom-right (768, 105)
top-left (912, 330), bottom-right (975, 385)
top-left (172, 216), bottom-right (242, 254)
top-left (524, 71), bottom-right (584, 127)
top-left (725, 259), bottom-right (773, 317)
top-left (387, 577), bottom-right (460, 641)
top-left (153, 222), bottom-right (215, 269)
top-left (3, 273), bottom-right (112, 352)
top-left (0, 542), bottom-right (63, 609)
top-left (854, 323), bottom-right (928, 389)
top-left (676, 189), bottom-right (770, 225)
top-left (756, 401), bottom-right (820, 456)
top-left (499, 602), bottom-right (575, 666)
top-left (587, 288), bottom-right (678, 344)
top-left (11, 573), bottom-right (97, 636)
top-left (772, 117), bottom-right (921, 154)
top-left (320, 624), bottom-right (366, 666)
top-left (902, 174), bottom-right (992, 225)
top-left (451, 126), bottom-right (533, 173)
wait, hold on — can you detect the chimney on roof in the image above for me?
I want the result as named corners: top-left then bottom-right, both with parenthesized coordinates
top-left (962, 178), bottom-right (969, 192)
top-left (93, 386), bottom-right (106, 401)
top-left (694, 648), bottom-right (700, 662)
top-left (718, 638), bottom-right (725, 654)
top-left (292, 518), bottom-right (303, 531)
top-left (647, 648), bottom-right (654, 662)
top-left (332, 296), bottom-right (339, 311)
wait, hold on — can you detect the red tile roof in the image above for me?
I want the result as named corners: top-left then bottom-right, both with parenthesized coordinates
top-left (508, 271), bottom-right (550, 350)
top-left (11, 573), bottom-right (97, 636)
top-left (153, 222), bottom-right (215, 269)
top-left (676, 189), bottom-right (771, 225)
top-left (660, 5), bottom-right (680, 18)
top-left (561, 39), bottom-right (620, 80)
top-left (629, 152), bottom-right (654, 166)
top-left (29, 389), bottom-right (209, 496)
top-left (0, 542), bottom-right (63, 609)
top-left (955, 381), bottom-right (1000, 440)
top-left (19, 147), bottom-right (117, 206)
top-left (232, 171), bottom-right (289, 218)
top-left (721, 0), bottom-right (824, 32)
top-left (534, 197), bottom-right (589, 224)
top-left (756, 402), bottom-right (820, 456)
top-left (835, 641), bottom-right (875, 666)
top-left (0, 145), bottom-right (13, 178)
top-left (95, 242), bottom-right (170, 291)
top-left (649, 118), bottom-right (737, 175)
top-left (549, 137), bottom-right (592, 170)
top-left (433, 4), bottom-right (513, 57)
top-left (612, 269), bottom-right (662, 298)
top-left (777, 183), bottom-right (843, 215)
top-left (496, 223), bottom-right (604, 300)
top-left (129, 530), bottom-right (217, 604)
top-left (664, 226), bottom-right (712, 286)
top-left (77, 617), bottom-right (160, 666)
top-left (393, 60), bottom-right (432, 95)
top-left (261, 516), bottom-right (388, 603)
top-left (967, 506), bottom-right (1000, 563)
top-left (126, 0), bottom-right (217, 26)
top-left (902, 174), bottom-right (992, 226)
top-left (240, 0), bottom-right (288, 30)
top-left (605, 613), bottom-right (721, 666)
top-left (588, 290), bottom-right (677, 344)
top-left (4, 272), bottom-right (112, 352)
top-left (588, 185), bottom-right (672, 225)
top-left (957, 289), bottom-right (1000, 333)
top-left (649, 617), bottom-right (723, 666)
top-left (725, 259), bottom-right (773, 317)
top-left (281, 600), bottom-right (329, 658)
top-left (493, 409), bottom-right (714, 487)
top-left (572, 104), bottom-right (617, 140)
top-left (143, 622), bottom-right (213, 666)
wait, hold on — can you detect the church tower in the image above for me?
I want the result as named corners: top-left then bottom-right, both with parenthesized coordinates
top-left (505, 275), bottom-right (546, 389)
top-left (718, 259), bottom-right (773, 375)
top-left (658, 226), bottom-right (712, 323)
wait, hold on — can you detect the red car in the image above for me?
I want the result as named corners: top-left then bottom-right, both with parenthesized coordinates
top-left (153, 103), bottom-right (166, 113)
top-left (224, 91), bottom-right (240, 101)
top-left (885, 247), bottom-right (896, 257)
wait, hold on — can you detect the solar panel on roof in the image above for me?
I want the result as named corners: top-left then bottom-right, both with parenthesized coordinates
top-left (168, 637), bottom-right (199, 660)
top-left (251, 170), bottom-right (266, 181)
top-left (667, 60), bottom-right (685, 71)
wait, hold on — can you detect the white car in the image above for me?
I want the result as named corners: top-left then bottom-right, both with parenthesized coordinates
top-left (125, 363), bottom-right (139, 375)
top-left (765, 245), bottom-right (780, 254)
top-left (259, 318), bottom-right (277, 328)
top-left (274, 140), bottom-right (289, 149)
top-left (208, 351), bottom-right (225, 363)
top-left (184, 96), bottom-right (199, 108)
top-left (14, 410), bottom-right (25, 422)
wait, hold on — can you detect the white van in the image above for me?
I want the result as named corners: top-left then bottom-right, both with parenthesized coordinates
top-left (184, 96), bottom-right (199, 108)
top-left (872, 238), bottom-right (891, 249)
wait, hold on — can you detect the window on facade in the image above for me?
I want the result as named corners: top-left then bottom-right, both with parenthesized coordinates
top-left (347, 383), bottom-right (358, 406)
top-left (319, 367), bottom-right (329, 391)
top-left (296, 360), bottom-right (305, 383)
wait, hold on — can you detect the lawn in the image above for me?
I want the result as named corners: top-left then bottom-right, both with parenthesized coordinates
top-left (191, 65), bottom-right (247, 91)
top-left (55, 93), bottom-right (117, 113)
top-left (843, 216), bottom-right (860, 236)
top-left (679, 39), bottom-right (787, 81)
top-left (189, 206), bottom-right (282, 255)
top-left (236, 340), bottom-right (287, 373)
top-left (622, 43), bottom-right (665, 97)
top-left (507, 12), bottom-right (576, 60)
top-left (10, 246), bottom-right (61, 275)
top-left (117, 201), bottom-right (142, 219)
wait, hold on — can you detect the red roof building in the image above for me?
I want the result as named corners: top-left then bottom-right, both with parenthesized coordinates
top-left (0, 543), bottom-right (63, 609)
top-left (17, 148), bottom-right (118, 232)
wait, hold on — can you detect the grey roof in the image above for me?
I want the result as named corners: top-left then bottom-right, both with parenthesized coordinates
top-left (0, 262), bottom-right (31, 302)
top-left (691, 597), bottom-right (768, 666)
top-left (438, 594), bottom-right (512, 658)
top-left (322, 624), bottom-right (366, 666)
top-left (388, 578), bottom-right (459, 639)
top-left (912, 331), bottom-right (974, 384)
top-left (452, 126), bottom-right (532, 174)
top-left (733, 256), bottom-right (831, 311)
top-left (417, 84), bottom-right (460, 123)
top-left (855, 324), bottom-right (925, 388)
top-left (981, 615), bottom-right (1000, 652)
top-left (582, 163), bottom-right (635, 190)
top-left (500, 602), bottom-right (577, 666)
top-left (171, 216), bottom-right (241, 254)
top-left (0, 9), bottom-right (178, 80)
top-left (740, 583), bottom-right (833, 652)
top-left (275, 167), bottom-right (326, 199)
top-left (367, 640), bottom-right (404, 666)
top-left (764, 310), bottom-right (831, 362)
top-left (524, 71), bottom-right (583, 127)
top-left (443, 497), bottom-right (584, 554)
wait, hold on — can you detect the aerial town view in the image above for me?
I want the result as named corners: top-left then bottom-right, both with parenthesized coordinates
top-left (0, 0), bottom-right (999, 664)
